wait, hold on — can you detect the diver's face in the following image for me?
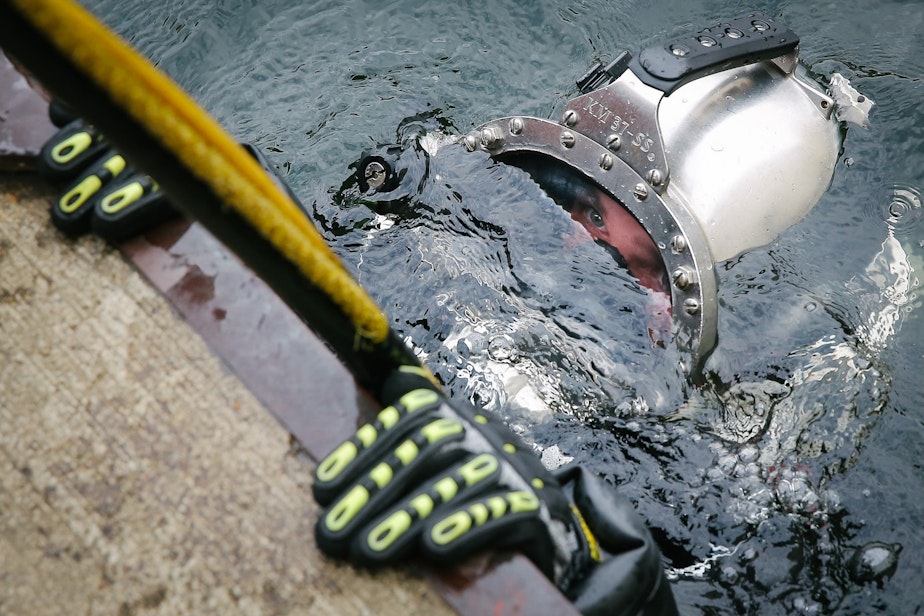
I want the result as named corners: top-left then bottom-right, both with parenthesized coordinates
top-left (569, 188), bottom-right (669, 296)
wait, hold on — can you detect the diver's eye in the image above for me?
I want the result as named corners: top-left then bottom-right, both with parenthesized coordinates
top-left (587, 207), bottom-right (605, 229)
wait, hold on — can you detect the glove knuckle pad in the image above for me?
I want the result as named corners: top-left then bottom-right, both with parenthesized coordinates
top-left (313, 389), bottom-right (443, 500)
top-left (425, 489), bottom-right (541, 552)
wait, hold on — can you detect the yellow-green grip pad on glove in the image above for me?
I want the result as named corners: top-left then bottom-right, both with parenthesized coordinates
top-left (38, 118), bottom-right (108, 179)
top-left (312, 372), bottom-right (678, 615)
top-left (313, 385), bottom-right (583, 577)
top-left (39, 116), bottom-right (175, 240)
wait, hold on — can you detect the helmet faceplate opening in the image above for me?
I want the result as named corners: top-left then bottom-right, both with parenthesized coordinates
top-left (465, 116), bottom-right (719, 370)
top-left (499, 152), bottom-right (670, 296)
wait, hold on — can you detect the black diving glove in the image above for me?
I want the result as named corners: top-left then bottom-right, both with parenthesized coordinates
top-left (37, 108), bottom-right (300, 243)
top-left (312, 368), bottom-right (678, 616)
top-left (38, 114), bottom-right (175, 242)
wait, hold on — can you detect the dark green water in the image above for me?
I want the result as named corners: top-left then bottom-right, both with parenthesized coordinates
top-left (84, 1), bottom-right (923, 613)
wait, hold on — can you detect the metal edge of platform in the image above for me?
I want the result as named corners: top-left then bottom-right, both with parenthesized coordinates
top-left (119, 215), bottom-right (579, 615)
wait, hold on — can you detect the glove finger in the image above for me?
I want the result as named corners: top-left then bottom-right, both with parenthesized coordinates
top-left (51, 150), bottom-right (128, 236)
top-left (91, 174), bottom-right (175, 242)
top-left (349, 451), bottom-right (502, 565)
top-left (315, 413), bottom-right (471, 558)
top-left (38, 119), bottom-right (108, 179)
top-left (312, 388), bottom-right (442, 505)
top-left (420, 487), bottom-right (555, 574)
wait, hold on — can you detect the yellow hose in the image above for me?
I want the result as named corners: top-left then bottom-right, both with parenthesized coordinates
top-left (11, 0), bottom-right (392, 344)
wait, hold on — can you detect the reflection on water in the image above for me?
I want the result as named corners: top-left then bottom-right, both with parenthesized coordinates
top-left (338, 128), bottom-right (920, 611)
top-left (84, 0), bottom-right (924, 613)
top-left (674, 232), bottom-right (914, 538)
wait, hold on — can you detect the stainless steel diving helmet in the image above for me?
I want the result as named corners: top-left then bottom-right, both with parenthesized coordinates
top-left (461, 12), bottom-right (844, 370)
top-left (355, 12), bottom-right (856, 372)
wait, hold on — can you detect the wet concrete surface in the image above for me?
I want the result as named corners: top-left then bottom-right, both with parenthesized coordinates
top-left (0, 174), bottom-right (452, 615)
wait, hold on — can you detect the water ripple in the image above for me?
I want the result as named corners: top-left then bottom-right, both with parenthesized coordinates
top-left (865, 184), bottom-right (923, 238)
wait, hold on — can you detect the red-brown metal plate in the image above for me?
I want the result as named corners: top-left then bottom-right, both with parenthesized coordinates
top-left (0, 50), bottom-right (56, 170)
top-left (122, 218), bottom-right (578, 615)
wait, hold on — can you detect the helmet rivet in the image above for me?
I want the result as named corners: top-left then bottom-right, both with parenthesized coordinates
top-left (560, 131), bottom-right (576, 149)
top-left (562, 109), bottom-right (579, 127)
top-left (463, 134), bottom-right (478, 152)
top-left (606, 134), bottom-right (622, 151)
top-left (670, 234), bottom-right (688, 253)
top-left (480, 126), bottom-right (503, 150)
top-left (599, 153), bottom-right (614, 170)
top-left (632, 182), bottom-right (649, 201)
top-left (647, 169), bottom-right (664, 187)
top-left (364, 161), bottom-right (387, 189)
top-left (673, 267), bottom-right (694, 289)
top-left (683, 298), bottom-right (701, 315)
top-left (509, 117), bottom-right (524, 135)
